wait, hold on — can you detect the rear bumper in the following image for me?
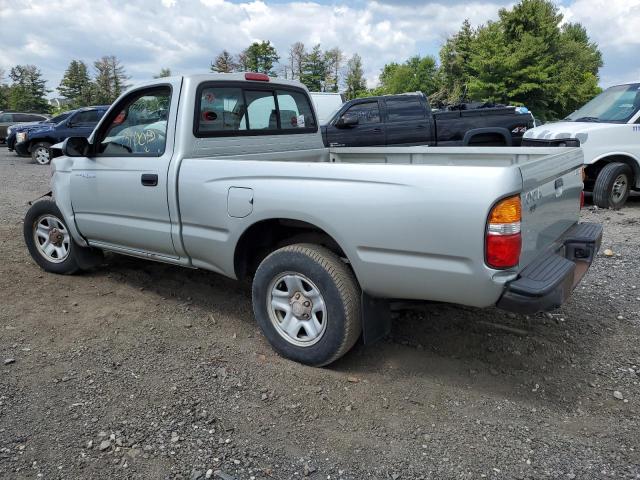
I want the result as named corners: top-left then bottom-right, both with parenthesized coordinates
top-left (496, 222), bottom-right (602, 314)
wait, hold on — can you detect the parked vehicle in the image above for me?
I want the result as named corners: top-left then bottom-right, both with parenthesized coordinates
top-left (322, 92), bottom-right (534, 148)
top-left (309, 92), bottom-right (344, 125)
top-left (24, 73), bottom-right (601, 366)
top-left (0, 111), bottom-right (50, 143)
top-left (523, 82), bottom-right (640, 209)
top-left (7, 111), bottom-right (74, 152)
top-left (15, 106), bottom-right (109, 164)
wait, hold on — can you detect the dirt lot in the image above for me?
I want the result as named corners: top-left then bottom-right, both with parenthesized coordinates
top-left (0, 147), bottom-right (639, 480)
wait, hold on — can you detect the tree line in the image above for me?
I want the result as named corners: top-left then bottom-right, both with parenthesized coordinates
top-left (0, 0), bottom-right (602, 121)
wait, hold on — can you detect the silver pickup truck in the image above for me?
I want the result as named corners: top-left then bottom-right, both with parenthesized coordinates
top-left (24, 73), bottom-right (602, 366)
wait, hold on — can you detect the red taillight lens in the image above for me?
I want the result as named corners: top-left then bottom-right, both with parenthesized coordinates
top-left (486, 234), bottom-right (522, 268)
top-left (245, 72), bottom-right (270, 82)
top-left (486, 195), bottom-right (522, 269)
top-left (580, 190), bottom-right (585, 209)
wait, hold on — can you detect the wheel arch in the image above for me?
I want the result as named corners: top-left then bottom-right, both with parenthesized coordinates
top-left (29, 137), bottom-right (57, 152)
top-left (233, 218), bottom-right (356, 282)
top-left (587, 153), bottom-right (639, 189)
top-left (463, 127), bottom-right (512, 146)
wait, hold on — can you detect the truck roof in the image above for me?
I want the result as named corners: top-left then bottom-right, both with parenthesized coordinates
top-left (131, 73), bottom-right (310, 92)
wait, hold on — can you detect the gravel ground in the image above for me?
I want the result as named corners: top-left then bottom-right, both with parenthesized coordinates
top-left (1, 147), bottom-right (639, 480)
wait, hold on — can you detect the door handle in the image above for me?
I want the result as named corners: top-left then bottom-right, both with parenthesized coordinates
top-left (416, 125), bottom-right (426, 129)
top-left (372, 128), bottom-right (382, 133)
top-left (141, 173), bottom-right (158, 187)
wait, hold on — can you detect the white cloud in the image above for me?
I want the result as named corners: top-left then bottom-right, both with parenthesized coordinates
top-left (0, 0), bottom-right (638, 95)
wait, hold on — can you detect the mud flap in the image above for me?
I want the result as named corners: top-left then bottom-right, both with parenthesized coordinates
top-left (361, 293), bottom-right (391, 344)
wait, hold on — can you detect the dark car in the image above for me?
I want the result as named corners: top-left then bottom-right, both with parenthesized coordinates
top-left (0, 111), bottom-right (50, 143)
top-left (7, 111), bottom-right (74, 151)
top-left (322, 92), bottom-right (534, 148)
top-left (15, 106), bottom-right (109, 164)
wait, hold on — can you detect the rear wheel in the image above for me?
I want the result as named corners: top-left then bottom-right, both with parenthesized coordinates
top-left (31, 142), bottom-right (52, 165)
top-left (252, 243), bottom-right (361, 367)
top-left (593, 162), bottom-right (632, 209)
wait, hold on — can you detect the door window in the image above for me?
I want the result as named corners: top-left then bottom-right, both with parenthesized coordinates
top-left (96, 87), bottom-right (171, 156)
top-left (342, 102), bottom-right (380, 124)
top-left (71, 110), bottom-right (102, 124)
top-left (0, 113), bottom-right (12, 122)
top-left (385, 97), bottom-right (425, 122)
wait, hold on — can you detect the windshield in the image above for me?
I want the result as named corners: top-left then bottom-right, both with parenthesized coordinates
top-left (565, 83), bottom-right (640, 123)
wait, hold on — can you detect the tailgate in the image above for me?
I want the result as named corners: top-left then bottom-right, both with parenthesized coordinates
top-left (518, 148), bottom-right (584, 267)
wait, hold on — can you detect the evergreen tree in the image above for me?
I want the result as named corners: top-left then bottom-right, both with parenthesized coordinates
top-left (436, 19), bottom-right (476, 104)
top-left (344, 54), bottom-right (366, 100)
top-left (300, 44), bottom-right (327, 91)
top-left (154, 68), bottom-right (172, 78)
top-left (211, 51), bottom-right (237, 73)
top-left (241, 41), bottom-right (279, 76)
top-left (8, 65), bottom-right (50, 112)
top-left (58, 60), bottom-right (93, 108)
top-left (93, 56), bottom-right (130, 104)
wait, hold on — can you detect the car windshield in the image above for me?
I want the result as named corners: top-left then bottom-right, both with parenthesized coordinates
top-left (565, 83), bottom-right (640, 123)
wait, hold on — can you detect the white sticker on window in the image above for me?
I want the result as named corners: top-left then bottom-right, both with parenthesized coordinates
top-left (297, 115), bottom-right (305, 128)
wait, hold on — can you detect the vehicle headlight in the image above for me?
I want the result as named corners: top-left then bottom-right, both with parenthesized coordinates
top-left (7, 126), bottom-right (13, 135)
top-left (16, 132), bottom-right (27, 143)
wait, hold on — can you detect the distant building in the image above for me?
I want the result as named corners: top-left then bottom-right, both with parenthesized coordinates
top-left (48, 98), bottom-right (72, 108)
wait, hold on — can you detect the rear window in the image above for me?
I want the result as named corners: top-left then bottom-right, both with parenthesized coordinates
top-left (385, 97), bottom-right (425, 122)
top-left (0, 113), bottom-right (12, 122)
top-left (195, 84), bottom-right (317, 136)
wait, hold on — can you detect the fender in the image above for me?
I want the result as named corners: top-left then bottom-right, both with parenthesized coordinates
top-left (463, 127), bottom-right (513, 146)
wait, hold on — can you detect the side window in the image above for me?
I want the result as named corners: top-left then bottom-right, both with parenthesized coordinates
top-left (386, 97), bottom-right (425, 122)
top-left (96, 87), bottom-right (171, 156)
top-left (199, 87), bottom-right (246, 132)
top-left (28, 114), bottom-right (46, 121)
top-left (342, 102), bottom-right (380, 124)
top-left (72, 110), bottom-right (101, 124)
top-left (14, 114), bottom-right (31, 122)
top-left (244, 90), bottom-right (277, 130)
top-left (0, 113), bottom-right (12, 122)
top-left (276, 90), bottom-right (317, 129)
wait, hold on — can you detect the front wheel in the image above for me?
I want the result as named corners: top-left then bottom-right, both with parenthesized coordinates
top-left (593, 162), bottom-right (632, 209)
top-left (24, 200), bottom-right (102, 274)
top-left (252, 244), bottom-right (362, 367)
top-left (31, 142), bottom-right (52, 165)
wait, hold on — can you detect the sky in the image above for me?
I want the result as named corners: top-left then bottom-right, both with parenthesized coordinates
top-left (0, 0), bottom-right (639, 98)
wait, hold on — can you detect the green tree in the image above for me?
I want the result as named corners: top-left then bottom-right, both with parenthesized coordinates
top-left (154, 68), bottom-right (172, 78)
top-left (300, 44), bottom-right (327, 91)
top-left (58, 60), bottom-right (93, 108)
top-left (93, 56), bottom-right (130, 104)
top-left (8, 65), bottom-right (50, 113)
top-left (211, 50), bottom-right (237, 73)
top-left (241, 41), bottom-right (279, 76)
top-left (444, 0), bottom-right (602, 120)
top-left (344, 54), bottom-right (366, 100)
top-left (378, 55), bottom-right (438, 96)
top-left (286, 42), bottom-right (306, 80)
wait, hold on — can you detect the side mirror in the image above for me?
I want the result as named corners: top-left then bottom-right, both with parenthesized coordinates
top-left (62, 137), bottom-right (90, 157)
top-left (336, 115), bottom-right (359, 128)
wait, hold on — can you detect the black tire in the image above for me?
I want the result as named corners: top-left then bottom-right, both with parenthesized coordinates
top-left (24, 200), bottom-right (102, 274)
top-left (252, 243), bottom-right (361, 367)
top-left (31, 142), bottom-right (52, 165)
top-left (593, 162), bottom-right (632, 209)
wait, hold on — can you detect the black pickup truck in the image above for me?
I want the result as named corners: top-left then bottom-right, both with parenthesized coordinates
top-left (322, 93), bottom-right (534, 147)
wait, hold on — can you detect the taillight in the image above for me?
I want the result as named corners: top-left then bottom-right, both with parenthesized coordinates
top-left (486, 195), bottom-right (522, 269)
top-left (245, 72), bottom-right (270, 82)
top-left (580, 190), bottom-right (585, 209)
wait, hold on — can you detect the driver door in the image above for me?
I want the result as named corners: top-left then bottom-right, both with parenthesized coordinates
top-left (324, 100), bottom-right (385, 147)
top-left (70, 81), bottom-right (180, 258)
